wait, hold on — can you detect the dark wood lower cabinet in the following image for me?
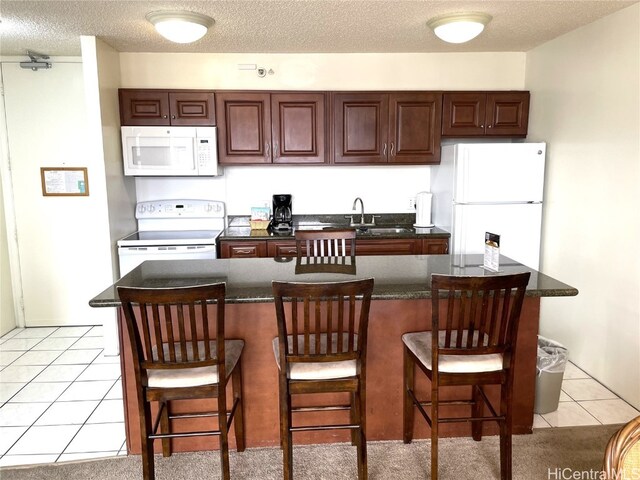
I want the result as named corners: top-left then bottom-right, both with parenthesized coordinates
top-left (219, 238), bottom-right (448, 258)
top-left (267, 241), bottom-right (299, 257)
top-left (422, 238), bottom-right (449, 254)
top-left (356, 239), bottom-right (421, 255)
top-left (219, 241), bottom-right (268, 258)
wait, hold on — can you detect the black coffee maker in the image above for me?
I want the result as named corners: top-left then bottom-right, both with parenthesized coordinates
top-left (271, 194), bottom-right (293, 231)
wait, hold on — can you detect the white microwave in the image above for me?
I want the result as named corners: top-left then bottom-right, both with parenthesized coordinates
top-left (121, 126), bottom-right (221, 176)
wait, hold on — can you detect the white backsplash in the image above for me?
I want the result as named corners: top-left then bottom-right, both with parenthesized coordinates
top-left (135, 165), bottom-right (431, 216)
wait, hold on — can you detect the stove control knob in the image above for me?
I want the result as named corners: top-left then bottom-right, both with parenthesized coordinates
top-left (148, 205), bottom-right (155, 214)
top-left (137, 204), bottom-right (146, 214)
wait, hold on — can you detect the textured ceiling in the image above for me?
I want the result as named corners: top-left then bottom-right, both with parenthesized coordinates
top-left (0, 1), bottom-right (636, 57)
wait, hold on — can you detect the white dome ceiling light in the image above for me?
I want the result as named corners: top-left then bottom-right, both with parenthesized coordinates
top-left (427, 13), bottom-right (492, 44)
top-left (146, 11), bottom-right (214, 44)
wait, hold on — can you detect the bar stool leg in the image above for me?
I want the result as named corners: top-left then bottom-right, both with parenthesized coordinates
top-left (356, 383), bottom-right (367, 480)
top-left (500, 379), bottom-right (513, 480)
top-left (402, 346), bottom-right (415, 443)
top-left (279, 376), bottom-right (293, 480)
top-left (431, 381), bottom-right (439, 480)
top-left (140, 400), bottom-right (155, 480)
top-left (160, 401), bottom-right (171, 457)
top-left (472, 385), bottom-right (484, 441)
top-left (232, 360), bottom-right (246, 452)
top-left (218, 389), bottom-right (231, 480)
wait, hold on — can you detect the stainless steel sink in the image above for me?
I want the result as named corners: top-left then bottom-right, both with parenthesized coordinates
top-left (358, 227), bottom-right (413, 235)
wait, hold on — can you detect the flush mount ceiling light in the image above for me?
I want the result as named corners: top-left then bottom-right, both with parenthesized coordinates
top-left (427, 12), bottom-right (492, 44)
top-left (146, 11), bottom-right (214, 44)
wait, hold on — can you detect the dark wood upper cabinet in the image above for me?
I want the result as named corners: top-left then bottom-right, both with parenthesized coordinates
top-left (333, 93), bottom-right (389, 164)
top-left (388, 93), bottom-right (442, 164)
top-left (215, 92), bottom-right (271, 164)
top-left (216, 92), bottom-right (327, 165)
top-left (442, 91), bottom-right (529, 137)
top-left (486, 92), bottom-right (530, 136)
top-left (333, 92), bottom-right (442, 165)
top-left (119, 89), bottom-right (215, 126)
top-left (271, 93), bottom-right (326, 164)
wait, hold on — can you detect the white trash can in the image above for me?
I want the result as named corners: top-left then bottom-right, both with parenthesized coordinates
top-left (534, 335), bottom-right (569, 414)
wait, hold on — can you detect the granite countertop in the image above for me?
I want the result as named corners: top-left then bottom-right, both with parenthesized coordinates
top-left (90, 254), bottom-right (578, 308)
top-left (219, 214), bottom-right (451, 240)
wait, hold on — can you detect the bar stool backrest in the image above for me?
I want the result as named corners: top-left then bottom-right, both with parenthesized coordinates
top-left (430, 272), bottom-right (531, 362)
top-left (118, 283), bottom-right (226, 382)
top-left (272, 279), bottom-right (374, 366)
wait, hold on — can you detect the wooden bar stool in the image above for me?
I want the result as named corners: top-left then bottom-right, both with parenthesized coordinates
top-left (402, 272), bottom-right (531, 480)
top-left (295, 228), bottom-right (356, 258)
top-left (118, 283), bottom-right (245, 480)
top-left (272, 278), bottom-right (374, 480)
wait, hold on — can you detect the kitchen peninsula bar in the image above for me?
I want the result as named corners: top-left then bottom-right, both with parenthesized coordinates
top-left (90, 254), bottom-right (577, 454)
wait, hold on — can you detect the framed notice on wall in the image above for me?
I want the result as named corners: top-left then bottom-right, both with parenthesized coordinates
top-left (40, 167), bottom-right (89, 196)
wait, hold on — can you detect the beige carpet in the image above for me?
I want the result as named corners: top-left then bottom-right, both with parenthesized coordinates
top-left (0, 424), bottom-right (619, 480)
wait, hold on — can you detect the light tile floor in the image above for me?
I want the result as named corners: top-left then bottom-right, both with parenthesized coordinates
top-left (0, 326), bottom-right (126, 467)
top-left (533, 361), bottom-right (640, 428)
top-left (1, 327), bottom-right (639, 468)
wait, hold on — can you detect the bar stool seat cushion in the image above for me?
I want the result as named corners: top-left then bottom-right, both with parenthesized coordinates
top-left (402, 331), bottom-right (503, 373)
top-left (272, 333), bottom-right (358, 380)
top-left (147, 339), bottom-right (244, 389)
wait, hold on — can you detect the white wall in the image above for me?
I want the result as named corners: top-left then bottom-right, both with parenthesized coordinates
top-left (122, 52), bottom-right (527, 213)
top-left (119, 52), bottom-right (526, 90)
top-left (526, 4), bottom-right (640, 408)
top-left (135, 166), bottom-right (430, 215)
top-left (81, 36), bottom-right (136, 352)
top-left (1, 58), bottom-right (115, 327)
top-left (81, 37), bottom-right (137, 277)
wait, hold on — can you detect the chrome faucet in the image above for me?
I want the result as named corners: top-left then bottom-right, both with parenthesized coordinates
top-left (352, 197), bottom-right (365, 225)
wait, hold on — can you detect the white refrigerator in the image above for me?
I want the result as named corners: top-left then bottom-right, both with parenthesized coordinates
top-left (431, 143), bottom-right (546, 269)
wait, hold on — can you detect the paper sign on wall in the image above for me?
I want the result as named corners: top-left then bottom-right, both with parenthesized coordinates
top-left (41, 167), bottom-right (89, 196)
top-left (483, 232), bottom-right (500, 272)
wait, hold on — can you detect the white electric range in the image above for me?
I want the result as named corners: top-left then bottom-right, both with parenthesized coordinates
top-left (117, 199), bottom-right (225, 277)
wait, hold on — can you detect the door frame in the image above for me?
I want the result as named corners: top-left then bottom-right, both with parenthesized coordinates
top-left (0, 61), bottom-right (25, 328)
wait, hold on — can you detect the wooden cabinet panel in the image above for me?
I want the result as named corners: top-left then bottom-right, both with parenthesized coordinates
top-left (421, 238), bottom-right (449, 255)
top-left (267, 240), bottom-right (299, 257)
top-left (442, 92), bottom-right (486, 136)
top-left (271, 93), bottom-right (326, 164)
top-left (119, 89), bottom-right (215, 126)
top-left (333, 92), bottom-right (442, 165)
top-left (168, 92), bottom-right (215, 126)
top-left (442, 91), bottom-right (529, 137)
top-left (333, 93), bottom-right (388, 164)
top-left (119, 90), bottom-right (170, 126)
top-left (485, 92), bottom-right (530, 136)
top-left (220, 237), bottom-right (448, 258)
top-left (355, 239), bottom-right (421, 256)
top-left (389, 92), bottom-right (442, 164)
top-left (217, 92), bottom-right (326, 165)
top-left (219, 241), bottom-right (268, 258)
top-left (216, 92), bottom-right (271, 165)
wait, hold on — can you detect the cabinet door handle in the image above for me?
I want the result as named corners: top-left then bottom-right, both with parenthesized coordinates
top-left (488, 125), bottom-right (493, 129)
top-left (383, 143), bottom-right (387, 156)
top-left (235, 249), bottom-right (253, 255)
top-left (273, 142), bottom-right (279, 159)
top-left (390, 142), bottom-right (395, 156)
top-left (163, 115), bottom-right (168, 119)
top-left (265, 142), bottom-right (271, 160)
top-left (171, 115), bottom-right (176, 119)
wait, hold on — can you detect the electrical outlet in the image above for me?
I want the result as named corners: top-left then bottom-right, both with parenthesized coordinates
top-left (408, 197), bottom-right (416, 210)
